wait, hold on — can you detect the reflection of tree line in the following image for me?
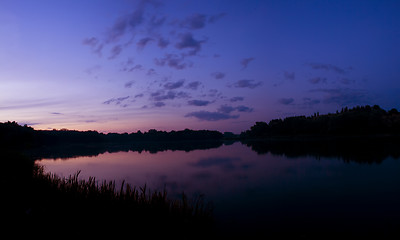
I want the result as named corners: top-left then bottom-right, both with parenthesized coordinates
top-left (2, 105), bottom-right (400, 163)
top-left (29, 141), bottom-right (224, 160)
top-left (242, 136), bottom-right (400, 163)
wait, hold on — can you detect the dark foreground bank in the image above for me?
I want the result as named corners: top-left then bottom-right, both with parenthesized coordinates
top-left (1, 151), bottom-right (213, 237)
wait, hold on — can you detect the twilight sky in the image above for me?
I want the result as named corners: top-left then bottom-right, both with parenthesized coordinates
top-left (1, 0), bottom-right (400, 133)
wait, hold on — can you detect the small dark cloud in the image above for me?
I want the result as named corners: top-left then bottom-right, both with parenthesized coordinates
top-left (103, 96), bottom-right (130, 105)
top-left (339, 78), bottom-right (355, 85)
top-left (134, 93), bottom-right (144, 98)
top-left (208, 13), bottom-right (226, 23)
top-left (163, 79), bottom-right (185, 90)
top-left (186, 81), bottom-right (202, 90)
top-left (211, 72), bottom-right (225, 80)
top-left (232, 79), bottom-right (262, 89)
top-left (309, 77), bottom-right (327, 84)
top-left (310, 88), bottom-right (370, 106)
top-left (218, 105), bottom-right (236, 114)
top-left (236, 105), bottom-right (253, 112)
top-left (150, 90), bottom-right (189, 101)
top-left (230, 96), bottom-right (244, 102)
top-left (82, 37), bottom-right (98, 47)
top-left (181, 13), bottom-right (207, 29)
top-left (180, 13), bottom-right (226, 30)
top-left (124, 81), bottom-right (135, 88)
top-left (175, 32), bottom-right (206, 55)
top-left (188, 100), bottom-right (211, 106)
top-left (108, 45), bottom-right (123, 59)
top-left (147, 68), bottom-right (156, 76)
top-left (218, 104), bottom-right (253, 113)
top-left (157, 37), bottom-right (169, 48)
top-left (185, 111), bottom-right (239, 121)
top-left (51, 112), bottom-right (62, 115)
top-left (241, 57), bottom-right (255, 69)
top-left (155, 54), bottom-right (191, 70)
top-left (137, 37), bottom-right (154, 50)
top-left (278, 98), bottom-right (295, 105)
top-left (284, 71), bottom-right (295, 81)
top-left (303, 97), bottom-right (321, 106)
top-left (308, 63), bottom-right (351, 75)
top-left (153, 101), bottom-right (166, 107)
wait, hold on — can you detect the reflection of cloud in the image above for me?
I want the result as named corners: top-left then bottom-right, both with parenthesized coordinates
top-left (190, 157), bottom-right (241, 170)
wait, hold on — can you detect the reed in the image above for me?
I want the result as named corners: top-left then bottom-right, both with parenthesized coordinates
top-left (26, 165), bottom-right (213, 233)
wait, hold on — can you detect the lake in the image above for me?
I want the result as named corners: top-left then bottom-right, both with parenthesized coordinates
top-left (37, 140), bottom-right (400, 236)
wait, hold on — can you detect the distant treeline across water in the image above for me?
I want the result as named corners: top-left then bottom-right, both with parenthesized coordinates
top-left (1, 105), bottom-right (400, 149)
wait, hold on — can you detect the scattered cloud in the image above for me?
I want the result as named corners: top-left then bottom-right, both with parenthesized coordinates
top-left (309, 77), bottom-right (327, 84)
top-left (186, 81), bottom-right (202, 90)
top-left (157, 37), bottom-right (169, 48)
top-left (153, 101), bottom-right (166, 107)
top-left (218, 104), bottom-right (236, 114)
top-left (150, 90), bottom-right (189, 101)
top-left (108, 45), bottom-right (123, 59)
top-left (310, 88), bottom-right (370, 106)
top-left (232, 79), bottom-right (262, 89)
top-left (211, 71), bottom-right (225, 80)
top-left (188, 100), bottom-right (212, 106)
top-left (230, 96), bottom-right (244, 102)
top-left (137, 37), bottom-right (154, 50)
top-left (103, 96), bottom-right (130, 105)
top-left (180, 13), bottom-right (226, 30)
top-left (308, 63), bottom-right (351, 75)
top-left (134, 93), bottom-right (144, 98)
top-left (284, 71), bottom-right (295, 81)
top-left (185, 111), bottom-right (239, 121)
top-left (303, 97), bottom-right (321, 106)
top-left (175, 32), bottom-right (206, 55)
top-left (180, 13), bottom-right (207, 30)
top-left (163, 79), bottom-right (185, 90)
top-left (236, 105), bottom-right (253, 112)
top-left (154, 54), bottom-right (191, 70)
top-left (241, 57), bottom-right (255, 69)
top-left (124, 81), bottom-right (135, 88)
top-left (278, 98), bottom-right (295, 105)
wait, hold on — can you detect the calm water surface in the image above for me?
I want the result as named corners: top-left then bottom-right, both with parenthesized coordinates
top-left (38, 141), bottom-right (400, 236)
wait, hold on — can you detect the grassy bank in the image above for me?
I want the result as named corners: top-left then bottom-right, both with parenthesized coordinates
top-left (2, 151), bottom-right (213, 236)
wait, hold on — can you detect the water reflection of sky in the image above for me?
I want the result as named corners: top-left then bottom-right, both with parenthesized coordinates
top-left (38, 142), bottom-right (400, 236)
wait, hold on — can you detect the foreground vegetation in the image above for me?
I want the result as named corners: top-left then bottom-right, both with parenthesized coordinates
top-left (2, 152), bottom-right (213, 235)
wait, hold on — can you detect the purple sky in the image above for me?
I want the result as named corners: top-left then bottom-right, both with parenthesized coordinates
top-left (1, 0), bottom-right (400, 133)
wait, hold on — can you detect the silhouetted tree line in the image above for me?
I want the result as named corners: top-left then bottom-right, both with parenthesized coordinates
top-left (241, 105), bottom-right (400, 138)
top-left (0, 121), bottom-right (223, 148)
